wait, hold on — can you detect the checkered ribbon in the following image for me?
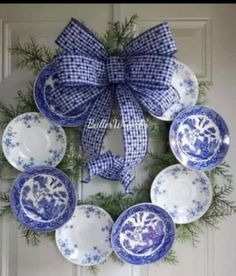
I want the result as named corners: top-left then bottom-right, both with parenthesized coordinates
top-left (51, 18), bottom-right (179, 193)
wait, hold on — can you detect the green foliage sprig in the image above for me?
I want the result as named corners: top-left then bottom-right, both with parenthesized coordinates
top-left (10, 37), bottom-right (60, 75)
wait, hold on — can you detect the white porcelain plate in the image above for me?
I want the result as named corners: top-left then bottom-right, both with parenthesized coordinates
top-left (150, 164), bottom-right (213, 224)
top-left (56, 205), bottom-right (114, 266)
top-left (156, 61), bottom-right (199, 121)
top-left (2, 112), bottom-right (67, 171)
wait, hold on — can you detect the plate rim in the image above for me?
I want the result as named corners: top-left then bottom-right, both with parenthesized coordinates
top-left (111, 202), bottom-right (176, 265)
top-left (2, 112), bottom-right (67, 172)
top-left (150, 163), bottom-right (213, 224)
top-left (152, 60), bottom-right (199, 121)
top-left (10, 165), bottom-right (77, 232)
top-left (169, 104), bottom-right (230, 171)
top-left (33, 62), bottom-right (91, 127)
top-left (55, 204), bottom-right (114, 266)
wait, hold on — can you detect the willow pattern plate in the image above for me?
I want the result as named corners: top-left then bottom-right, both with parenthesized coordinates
top-left (111, 203), bottom-right (175, 265)
top-left (169, 105), bottom-right (230, 170)
top-left (151, 164), bottom-right (213, 224)
top-left (34, 63), bottom-right (91, 127)
top-left (56, 205), bottom-right (114, 266)
top-left (10, 166), bottom-right (77, 232)
top-left (2, 112), bottom-right (67, 171)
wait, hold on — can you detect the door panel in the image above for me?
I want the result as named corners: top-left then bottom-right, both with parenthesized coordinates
top-left (0, 4), bottom-right (236, 276)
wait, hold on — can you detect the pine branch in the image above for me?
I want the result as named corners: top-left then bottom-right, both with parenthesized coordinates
top-left (0, 149), bottom-right (19, 182)
top-left (18, 224), bottom-right (42, 246)
top-left (0, 205), bottom-right (12, 218)
top-left (157, 249), bottom-right (178, 265)
top-left (0, 102), bottom-right (22, 129)
top-left (18, 224), bottom-right (55, 246)
top-left (176, 223), bottom-right (202, 246)
top-left (0, 191), bottom-right (10, 203)
top-left (197, 80), bottom-right (213, 105)
top-left (85, 265), bottom-right (99, 275)
top-left (210, 162), bottom-right (233, 185)
top-left (110, 252), bottom-right (125, 266)
top-left (10, 37), bottom-right (60, 75)
top-left (100, 15), bottom-right (138, 54)
top-left (15, 82), bottom-right (39, 112)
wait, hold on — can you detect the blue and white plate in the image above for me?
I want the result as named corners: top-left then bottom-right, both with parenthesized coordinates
top-left (151, 164), bottom-right (213, 224)
top-left (154, 61), bottom-right (198, 121)
top-left (34, 63), bottom-right (91, 127)
top-left (10, 166), bottom-right (77, 232)
top-left (56, 205), bottom-right (114, 266)
top-left (169, 105), bottom-right (230, 170)
top-left (2, 112), bottom-right (67, 171)
top-left (111, 203), bottom-right (175, 265)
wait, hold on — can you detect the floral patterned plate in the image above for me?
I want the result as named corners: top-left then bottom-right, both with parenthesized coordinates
top-left (169, 105), bottom-right (230, 170)
top-left (34, 63), bottom-right (91, 127)
top-left (2, 112), bottom-right (67, 171)
top-left (150, 164), bottom-right (213, 224)
top-left (10, 166), bottom-right (77, 232)
top-left (154, 61), bottom-right (198, 121)
top-left (56, 205), bottom-right (114, 266)
top-left (111, 203), bottom-right (175, 265)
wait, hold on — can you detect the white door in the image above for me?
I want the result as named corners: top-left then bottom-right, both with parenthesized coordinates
top-left (0, 4), bottom-right (236, 276)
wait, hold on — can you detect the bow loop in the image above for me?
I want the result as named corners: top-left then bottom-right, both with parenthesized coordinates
top-left (56, 18), bottom-right (107, 59)
top-left (126, 55), bottom-right (177, 89)
top-left (54, 54), bottom-right (107, 87)
top-left (124, 22), bottom-right (177, 56)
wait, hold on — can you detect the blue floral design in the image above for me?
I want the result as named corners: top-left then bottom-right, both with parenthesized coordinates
top-left (17, 157), bottom-right (35, 170)
top-left (2, 126), bottom-right (19, 155)
top-left (84, 206), bottom-right (104, 219)
top-left (101, 219), bottom-right (113, 243)
top-left (44, 148), bottom-right (65, 166)
top-left (56, 205), bottom-right (113, 266)
top-left (15, 113), bottom-right (41, 128)
top-left (183, 71), bottom-right (196, 99)
top-left (47, 125), bottom-right (66, 143)
top-left (82, 247), bottom-right (109, 265)
top-left (151, 164), bottom-right (213, 224)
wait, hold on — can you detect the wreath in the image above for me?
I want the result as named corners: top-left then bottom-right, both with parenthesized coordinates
top-left (0, 15), bottom-right (235, 274)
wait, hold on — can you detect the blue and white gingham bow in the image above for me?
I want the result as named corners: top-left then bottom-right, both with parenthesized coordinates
top-left (51, 18), bottom-right (179, 193)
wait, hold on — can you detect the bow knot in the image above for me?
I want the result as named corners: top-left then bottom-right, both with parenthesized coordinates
top-left (51, 18), bottom-right (179, 193)
top-left (106, 56), bottom-right (126, 84)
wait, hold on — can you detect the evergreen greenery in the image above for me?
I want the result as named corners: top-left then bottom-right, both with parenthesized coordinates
top-left (0, 15), bottom-right (235, 274)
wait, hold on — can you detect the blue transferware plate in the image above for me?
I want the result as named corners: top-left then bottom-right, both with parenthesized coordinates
top-left (34, 63), bottom-right (91, 127)
top-left (56, 205), bottom-right (114, 266)
top-left (169, 105), bottom-right (230, 170)
top-left (111, 203), bottom-right (175, 265)
top-left (2, 112), bottom-right (67, 171)
top-left (151, 164), bottom-right (213, 224)
top-left (10, 166), bottom-right (77, 232)
top-left (155, 60), bottom-right (199, 121)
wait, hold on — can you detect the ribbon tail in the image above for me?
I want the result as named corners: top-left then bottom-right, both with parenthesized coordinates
top-left (116, 85), bottom-right (148, 168)
top-left (82, 151), bottom-right (114, 183)
top-left (82, 89), bottom-right (112, 159)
